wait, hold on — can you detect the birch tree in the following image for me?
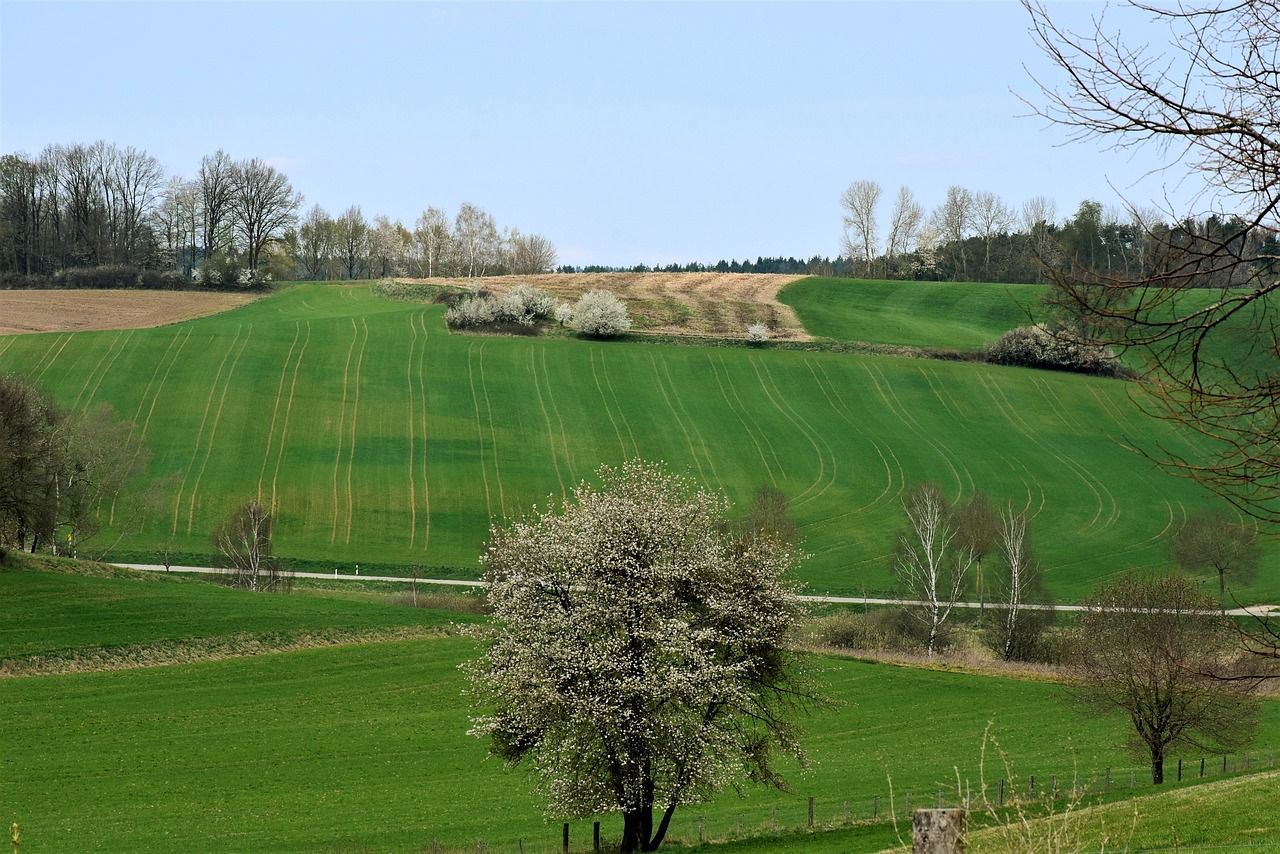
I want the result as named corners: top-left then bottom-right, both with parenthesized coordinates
top-left (465, 460), bottom-right (814, 853)
top-left (893, 483), bottom-right (973, 656)
top-left (213, 500), bottom-right (289, 592)
top-left (973, 191), bottom-right (1013, 278)
top-left (884, 185), bottom-right (924, 272)
top-left (454, 202), bottom-right (499, 278)
top-left (840, 179), bottom-right (881, 276)
top-left (931, 186), bottom-right (975, 279)
top-left (412, 206), bottom-right (451, 277)
top-left (990, 505), bottom-right (1050, 661)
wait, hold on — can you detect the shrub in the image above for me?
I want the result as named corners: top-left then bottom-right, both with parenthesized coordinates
top-left (746, 323), bottom-right (770, 345)
top-left (445, 296), bottom-right (498, 328)
top-left (571, 290), bottom-right (632, 337)
top-left (553, 301), bottom-right (574, 326)
top-left (811, 609), bottom-right (924, 653)
top-left (492, 284), bottom-right (554, 327)
top-left (987, 323), bottom-right (1124, 376)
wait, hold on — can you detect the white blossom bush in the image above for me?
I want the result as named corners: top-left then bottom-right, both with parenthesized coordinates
top-left (987, 323), bottom-right (1123, 376)
top-left (746, 323), bottom-right (770, 345)
top-left (464, 460), bottom-right (814, 853)
top-left (571, 290), bottom-right (632, 337)
top-left (553, 301), bottom-right (574, 326)
top-left (446, 295), bottom-right (498, 328)
top-left (493, 284), bottom-right (555, 327)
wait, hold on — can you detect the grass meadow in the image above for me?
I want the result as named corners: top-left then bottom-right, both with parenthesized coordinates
top-left (0, 279), bottom-right (1267, 602)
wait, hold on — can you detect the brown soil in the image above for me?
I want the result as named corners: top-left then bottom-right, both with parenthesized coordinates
top-left (0, 290), bottom-right (257, 335)
top-left (396, 272), bottom-right (811, 339)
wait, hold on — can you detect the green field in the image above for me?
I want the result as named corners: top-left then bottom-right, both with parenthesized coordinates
top-left (7, 575), bottom-right (1278, 852)
top-left (778, 277), bottom-right (1043, 349)
top-left (0, 280), bottom-right (1267, 601)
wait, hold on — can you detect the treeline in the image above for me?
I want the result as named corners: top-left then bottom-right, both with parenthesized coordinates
top-left (839, 181), bottom-right (1280, 285)
top-left (558, 256), bottom-right (852, 276)
top-left (0, 141), bottom-right (558, 289)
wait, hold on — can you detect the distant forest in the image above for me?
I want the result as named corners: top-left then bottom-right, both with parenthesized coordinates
top-left (2, 141), bottom-right (1277, 289)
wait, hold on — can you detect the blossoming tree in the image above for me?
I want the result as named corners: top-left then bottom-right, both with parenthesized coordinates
top-left (464, 460), bottom-right (813, 853)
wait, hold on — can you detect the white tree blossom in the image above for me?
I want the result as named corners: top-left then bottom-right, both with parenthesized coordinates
top-left (572, 290), bottom-right (632, 337)
top-left (465, 461), bottom-right (813, 853)
top-left (746, 323), bottom-right (770, 344)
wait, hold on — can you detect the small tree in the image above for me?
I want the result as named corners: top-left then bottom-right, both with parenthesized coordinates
top-left (741, 486), bottom-right (798, 545)
top-left (213, 500), bottom-right (289, 592)
top-left (1172, 511), bottom-right (1261, 609)
top-left (953, 491), bottom-right (1000, 610)
top-left (571, 290), bottom-right (632, 337)
top-left (987, 505), bottom-right (1052, 661)
top-left (465, 461), bottom-right (814, 853)
top-left (1074, 574), bottom-right (1259, 784)
top-left (893, 483), bottom-right (973, 656)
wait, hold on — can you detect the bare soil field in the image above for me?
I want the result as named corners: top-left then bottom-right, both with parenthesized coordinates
top-left (0, 290), bottom-right (257, 335)
top-left (397, 272), bottom-right (811, 339)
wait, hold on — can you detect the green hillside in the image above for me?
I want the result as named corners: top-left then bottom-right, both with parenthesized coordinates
top-left (0, 281), bottom-right (1262, 601)
top-left (778, 277), bottom-right (1043, 349)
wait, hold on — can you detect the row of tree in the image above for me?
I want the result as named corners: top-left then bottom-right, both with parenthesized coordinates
top-left (839, 181), bottom-right (1280, 284)
top-left (557, 256), bottom-right (854, 276)
top-left (0, 143), bottom-right (558, 285)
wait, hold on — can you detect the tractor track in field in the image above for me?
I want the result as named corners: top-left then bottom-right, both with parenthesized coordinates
top-left (713, 354), bottom-right (785, 483)
top-left (540, 348), bottom-right (576, 484)
top-left (530, 348), bottom-right (568, 499)
top-left (269, 321), bottom-right (311, 515)
top-left (748, 356), bottom-right (835, 508)
top-left (466, 342), bottom-right (494, 521)
top-left (649, 353), bottom-right (710, 485)
top-left (71, 330), bottom-right (129, 411)
top-left (877, 362), bottom-right (976, 497)
top-left (331, 319), bottom-right (360, 544)
top-left (258, 322), bottom-right (303, 504)
top-left (804, 359), bottom-right (899, 516)
top-left (414, 312), bottom-right (432, 550)
top-left (477, 344), bottom-right (507, 519)
top-left (762, 358), bottom-right (840, 507)
top-left (860, 362), bottom-right (968, 500)
top-left (344, 317), bottom-right (369, 544)
top-left (658, 357), bottom-right (723, 493)
top-left (186, 326), bottom-right (252, 533)
top-left (83, 329), bottom-right (132, 410)
top-left (34, 333), bottom-right (72, 381)
top-left (590, 348), bottom-right (632, 463)
top-left (708, 354), bottom-right (780, 488)
top-left (172, 327), bottom-right (243, 536)
top-left (406, 315), bottom-right (421, 546)
top-left (599, 350), bottom-right (640, 457)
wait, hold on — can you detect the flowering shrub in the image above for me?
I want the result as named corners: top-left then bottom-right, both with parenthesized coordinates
top-left (746, 323), bottom-right (770, 345)
top-left (987, 324), bottom-right (1123, 376)
top-left (553, 301), bottom-right (574, 326)
top-left (446, 284), bottom-right (555, 330)
top-left (571, 290), bottom-right (632, 337)
top-left (446, 296), bottom-right (499, 328)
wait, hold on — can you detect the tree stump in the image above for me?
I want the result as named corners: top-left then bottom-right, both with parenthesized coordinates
top-left (913, 809), bottom-right (966, 853)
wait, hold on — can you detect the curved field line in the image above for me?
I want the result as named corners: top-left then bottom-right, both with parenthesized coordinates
top-left (344, 317), bottom-right (369, 544)
top-left (589, 349), bottom-right (630, 462)
top-left (269, 320), bottom-right (311, 515)
top-left (171, 327), bottom-right (242, 536)
top-left (746, 356), bottom-right (827, 506)
top-left (415, 312), bottom-right (431, 551)
top-left (1033, 380), bottom-right (1121, 527)
top-left (977, 372), bottom-right (1110, 532)
top-left (186, 326), bottom-right (252, 533)
top-left (599, 351), bottom-right (640, 457)
top-left (648, 353), bottom-right (708, 482)
top-left (34, 334), bottom-right (71, 380)
top-left (478, 344), bottom-right (507, 518)
top-left (708, 355), bottom-right (778, 487)
top-left (753, 357), bottom-right (837, 508)
top-left (405, 315), bottom-right (419, 547)
top-left (0, 337), bottom-right (15, 361)
top-left (540, 348), bottom-right (576, 483)
top-left (256, 322), bottom-right (302, 503)
top-left (812, 361), bottom-right (905, 510)
top-left (714, 354), bottom-right (786, 478)
top-left (71, 333), bottom-right (122, 411)
top-left (138, 329), bottom-right (194, 446)
top-left (82, 330), bottom-right (134, 411)
top-left (466, 342), bottom-right (494, 521)
top-left (804, 360), bottom-right (897, 515)
top-left (860, 363), bottom-right (965, 499)
top-left (330, 319), bottom-right (359, 544)
top-left (875, 363), bottom-right (973, 496)
top-left (126, 331), bottom-right (183, 435)
top-left (659, 358), bottom-right (723, 493)
top-left (530, 348), bottom-right (567, 500)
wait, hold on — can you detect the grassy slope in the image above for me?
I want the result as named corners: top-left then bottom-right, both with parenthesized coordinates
top-left (0, 556), bottom-right (462, 662)
top-left (8, 633), bottom-right (1279, 852)
top-left (777, 278), bottom-right (1043, 349)
top-left (0, 281), bottom-right (1264, 602)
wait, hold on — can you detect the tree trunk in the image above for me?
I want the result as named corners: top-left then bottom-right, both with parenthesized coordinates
top-left (1151, 748), bottom-right (1165, 785)
top-left (1219, 569), bottom-right (1227, 611)
top-left (620, 806), bottom-right (653, 853)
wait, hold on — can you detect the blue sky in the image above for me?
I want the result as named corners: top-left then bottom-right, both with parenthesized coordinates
top-left (1, 1), bottom-right (1176, 266)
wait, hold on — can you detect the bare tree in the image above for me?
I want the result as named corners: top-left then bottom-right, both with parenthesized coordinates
top-left (1172, 511), bottom-right (1261, 608)
top-left (296, 204), bottom-right (335, 280)
top-left (52, 404), bottom-right (149, 558)
top-left (989, 505), bottom-right (1051, 661)
top-left (973, 191), bottom-right (1013, 278)
top-left (229, 158), bottom-right (301, 277)
top-left (198, 150), bottom-right (235, 261)
top-left (1020, 195), bottom-right (1057, 235)
top-left (953, 491), bottom-right (999, 610)
top-left (931, 186), bottom-right (974, 279)
top-left (413, 206), bottom-right (451, 277)
top-left (454, 202), bottom-right (499, 278)
top-left (1074, 574), bottom-right (1260, 784)
top-left (884, 185), bottom-right (924, 273)
top-left (336, 205), bottom-right (368, 280)
top-left (840, 179), bottom-right (881, 276)
top-left (1023, 0), bottom-right (1280, 523)
top-left (893, 483), bottom-right (973, 656)
top-left (213, 500), bottom-right (289, 592)
top-left (367, 215), bottom-right (408, 278)
top-left (503, 228), bottom-right (558, 274)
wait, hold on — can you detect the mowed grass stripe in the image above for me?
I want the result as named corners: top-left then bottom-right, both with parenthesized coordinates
top-left (185, 326), bottom-right (252, 533)
top-left (415, 311), bottom-right (432, 550)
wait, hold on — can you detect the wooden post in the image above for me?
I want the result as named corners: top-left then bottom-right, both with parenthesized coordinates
top-left (997, 779), bottom-right (1004, 807)
top-left (1200, 757), bottom-right (1205, 778)
top-left (698, 816), bottom-right (704, 844)
top-left (873, 795), bottom-right (879, 818)
top-left (1178, 758), bottom-right (1183, 782)
top-left (1223, 755), bottom-right (1228, 774)
top-left (1028, 775), bottom-right (1035, 796)
top-left (912, 808), bottom-right (966, 853)
top-left (562, 822), bottom-right (569, 854)
top-left (593, 821), bottom-right (600, 852)
top-left (1051, 775), bottom-right (1057, 799)
top-left (808, 796), bottom-right (815, 828)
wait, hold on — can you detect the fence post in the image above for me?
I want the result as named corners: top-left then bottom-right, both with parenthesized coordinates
top-left (1223, 755), bottom-right (1228, 774)
top-left (1178, 758), bottom-right (1183, 782)
top-left (593, 821), bottom-right (601, 853)
top-left (808, 796), bottom-right (815, 828)
top-left (1051, 775), bottom-right (1057, 799)
top-left (1128, 771), bottom-right (1134, 788)
top-left (1029, 775), bottom-right (1035, 797)
top-left (997, 779), bottom-right (1004, 807)
top-left (698, 816), bottom-right (705, 844)
top-left (912, 809), bottom-right (966, 853)
top-left (1200, 757), bottom-right (1205, 778)
top-left (562, 822), bottom-right (569, 854)
top-left (873, 795), bottom-right (880, 819)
